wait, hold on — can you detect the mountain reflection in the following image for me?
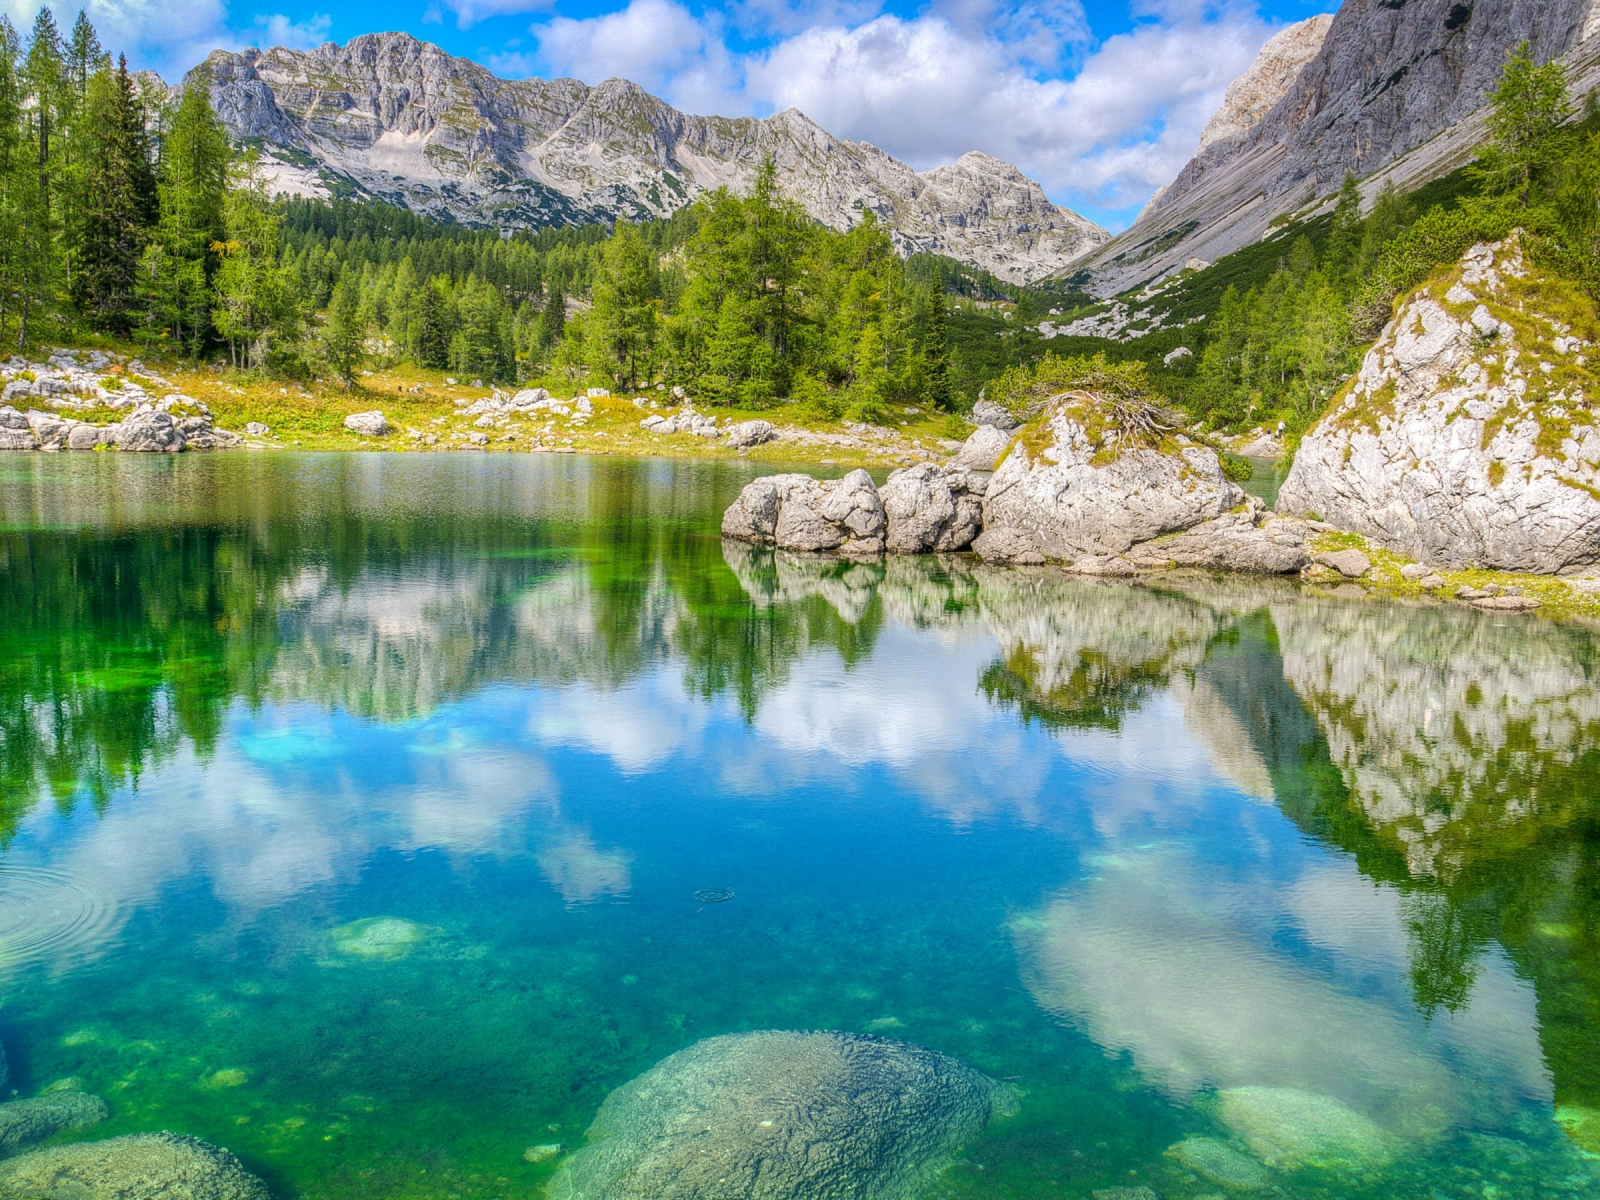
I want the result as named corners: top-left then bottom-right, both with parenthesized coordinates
top-left (5, 454), bottom-right (1600, 1143)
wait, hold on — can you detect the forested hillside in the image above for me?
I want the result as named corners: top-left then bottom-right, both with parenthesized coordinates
top-left (1, 10), bottom-right (1594, 436)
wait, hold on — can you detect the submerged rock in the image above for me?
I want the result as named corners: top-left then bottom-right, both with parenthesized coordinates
top-left (330, 916), bottom-right (429, 959)
top-left (548, 1030), bottom-right (1016, 1200)
top-left (880, 463), bottom-right (982, 553)
top-left (982, 391), bottom-right (1244, 560)
top-left (1211, 1086), bottom-right (1399, 1168)
top-left (0, 1040), bottom-right (7, 1091)
top-left (1165, 1136), bottom-right (1271, 1191)
top-left (721, 470), bottom-right (886, 555)
top-left (1277, 235), bottom-right (1600, 572)
top-left (0, 1132), bottom-right (270, 1199)
top-left (0, 1091), bottom-right (109, 1156)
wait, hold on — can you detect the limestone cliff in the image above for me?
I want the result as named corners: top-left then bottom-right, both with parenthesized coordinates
top-left (187, 34), bottom-right (1107, 284)
top-left (1084, 0), bottom-right (1600, 295)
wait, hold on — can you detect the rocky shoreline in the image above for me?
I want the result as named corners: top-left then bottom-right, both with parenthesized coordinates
top-left (723, 237), bottom-right (1600, 611)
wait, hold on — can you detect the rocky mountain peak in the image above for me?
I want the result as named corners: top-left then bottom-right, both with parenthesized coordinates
top-left (1084, 0), bottom-right (1600, 295)
top-left (186, 34), bottom-right (1107, 284)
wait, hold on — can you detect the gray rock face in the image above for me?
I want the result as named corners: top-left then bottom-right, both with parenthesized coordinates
top-left (1277, 236), bottom-right (1600, 572)
top-left (65, 424), bottom-right (104, 450)
top-left (981, 397), bottom-right (1244, 560)
top-left (0, 1091), bottom-right (109, 1157)
top-left (722, 470), bottom-right (886, 555)
top-left (178, 416), bottom-right (245, 450)
top-left (1127, 508), bottom-right (1312, 574)
top-left (726, 419), bottom-right (776, 449)
top-left (0, 1132), bottom-right (270, 1200)
top-left (970, 399), bottom-right (1020, 430)
top-left (1084, 0), bottom-right (1600, 295)
top-left (880, 464), bottom-right (983, 553)
top-left (0, 406), bottom-right (39, 451)
top-left (971, 526), bottom-right (1046, 565)
top-left (343, 410), bottom-right (391, 437)
top-left (953, 424), bottom-right (1012, 471)
top-left (548, 1030), bottom-right (1016, 1200)
top-left (113, 409), bottom-right (185, 453)
top-left (186, 34), bottom-right (1107, 285)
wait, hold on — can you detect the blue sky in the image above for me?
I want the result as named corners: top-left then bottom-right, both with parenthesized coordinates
top-left (11, 0), bottom-right (1339, 228)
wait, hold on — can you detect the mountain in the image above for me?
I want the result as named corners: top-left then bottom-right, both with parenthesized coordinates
top-left (1079, 0), bottom-right (1600, 296)
top-left (187, 33), bottom-right (1108, 285)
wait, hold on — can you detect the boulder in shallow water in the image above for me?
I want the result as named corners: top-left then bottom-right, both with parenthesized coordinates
top-left (1165, 1136), bottom-right (1271, 1191)
top-left (1211, 1086), bottom-right (1398, 1169)
top-left (1125, 507), bottom-right (1312, 574)
top-left (971, 526), bottom-right (1044, 565)
top-left (0, 1091), bottom-right (109, 1156)
top-left (330, 916), bottom-right (429, 960)
top-left (0, 1132), bottom-right (270, 1200)
top-left (981, 392), bottom-right (1243, 560)
top-left (879, 464), bottom-right (982, 553)
top-left (547, 1030), bottom-right (1016, 1200)
top-left (722, 470), bottom-right (886, 555)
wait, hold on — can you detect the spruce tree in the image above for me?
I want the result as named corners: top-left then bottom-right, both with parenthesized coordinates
top-left (141, 71), bottom-right (229, 352)
top-left (922, 284), bottom-right (951, 411)
top-left (71, 56), bottom-right (155, 332)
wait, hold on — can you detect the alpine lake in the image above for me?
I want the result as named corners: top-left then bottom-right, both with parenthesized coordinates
top-left (3, 450), bottom-right (1600, 1200)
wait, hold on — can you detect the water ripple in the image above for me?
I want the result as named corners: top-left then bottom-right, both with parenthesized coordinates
top-left (0, 863), bottom-right (119, 973)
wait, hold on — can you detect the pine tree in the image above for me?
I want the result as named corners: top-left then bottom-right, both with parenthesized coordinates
top-left (70, 56), bottom-right (155, 332)
top-left (322, 270), bottom-right (365, 384)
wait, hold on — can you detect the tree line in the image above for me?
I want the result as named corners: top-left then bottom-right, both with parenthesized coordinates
top-left (1188, 43), bottom-right (1600, 430)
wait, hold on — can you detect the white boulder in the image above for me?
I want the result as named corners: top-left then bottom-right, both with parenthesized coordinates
top-left (343, 411), bottom-right (391, 437)
top-left (722, 469), bottom-right (886, 555)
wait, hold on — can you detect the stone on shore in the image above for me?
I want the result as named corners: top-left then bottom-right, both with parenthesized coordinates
top-left (0, 1132), bottom-right (270, 1200)
top-left (547, 1030), bottom-right (1016, 1200)
top-left (971, 526), bottom-right (1045, 565)
top-left (880, 463), bottom-right (982, 553)
top-left (114, 409), bottom-right (185, 453)
top-left (726, 419), bottom-right (775, 449)
top-left (971, 399), bottom-right (1019, 430)
top-left (721, 470), bottom-right (886, 555)
top-left (343, 411), bottom-right (391, 437)
top-left (981, 391), bottom-right (1244, 560)
top-left (1313, 549), bottom-right (1372, 578)
top-left (0, 1090), bottom-right (109, 1157)
top-left (1276, 235), bottom-right (1600, 573)
top-left (0, 406), bottom-right (40, 450)
top-left (1127, 507), bottom-right (1312, 574)
top-left (953, 424), bottom-right (1011, 471)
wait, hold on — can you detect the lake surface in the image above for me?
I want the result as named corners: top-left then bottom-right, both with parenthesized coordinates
top-left (2, 451), bottom-right (1599, 1200)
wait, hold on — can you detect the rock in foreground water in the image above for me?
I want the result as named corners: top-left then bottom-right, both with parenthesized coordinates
top-left (880, 463), bottom-right (982, 553)
top-left (548, 1030), bottom-right (1016, 1200)
top-left (0, 1132), bottom-right (270, 1200)
top-left (0, 1091), bottom-right (110, 1156)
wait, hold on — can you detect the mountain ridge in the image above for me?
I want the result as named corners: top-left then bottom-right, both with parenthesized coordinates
top-left (185, 32), bottom-right (1109, 285)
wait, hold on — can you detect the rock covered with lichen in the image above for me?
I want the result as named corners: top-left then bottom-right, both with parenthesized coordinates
top-left (979, 389), bottom-right (1246, 561)
top-left (1277, 234), bottom-right (1600, 572)
top-left (548, 1030), bottom-right (1015, 1200)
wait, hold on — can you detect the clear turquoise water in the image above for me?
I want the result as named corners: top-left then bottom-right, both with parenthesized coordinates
top-left (1, 451), bottom-right (1599, 1200)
